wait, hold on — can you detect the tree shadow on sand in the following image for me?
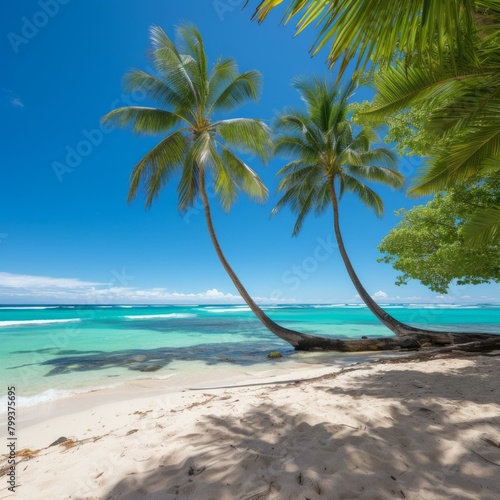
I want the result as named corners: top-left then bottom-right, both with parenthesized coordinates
top-left (99, 357), bottom-right (500, 499)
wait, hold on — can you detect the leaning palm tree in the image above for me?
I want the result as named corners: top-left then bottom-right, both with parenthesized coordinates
top-left (101, 24), bottom-right (334, 349)
top-left (272, 77), bottom-right (432, 336)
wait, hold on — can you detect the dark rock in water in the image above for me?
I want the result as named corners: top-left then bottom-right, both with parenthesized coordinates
top-left (361, 336), bottom-right (368, 339)
top-left (49, 436), bottom-right (69, 447)
top-left (139, 365), bottom-right (161, 372)
top-left (267, 351), bottom-right (283, 359)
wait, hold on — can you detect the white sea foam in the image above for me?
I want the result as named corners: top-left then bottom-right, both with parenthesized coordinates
top-left (203, 307), bottom-right (251, 313)
top-left (0, 319), bottom-right (82, 328)
top-left (311, 304), bottom-right (344, 309)
top-left (0, 389), bottom-right (73, 412)
top-left (0, 306), bottom-right (58, 310)
top-left (124, 313), bottom-right (196, 320)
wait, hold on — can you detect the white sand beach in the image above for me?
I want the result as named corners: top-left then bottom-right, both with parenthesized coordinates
top-left (1, 354), bottom-right (499, 499)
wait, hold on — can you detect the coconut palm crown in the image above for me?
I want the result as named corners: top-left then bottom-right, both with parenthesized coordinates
top-left (272, 78), bottom-right (402, 231)
top-left (102, 24), bottom-right (271, 212)
top-left (272, 77), bottom-right (429, 336)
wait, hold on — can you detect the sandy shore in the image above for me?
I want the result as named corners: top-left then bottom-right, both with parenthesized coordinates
top-left (1, 354), bottom-right (499, 499)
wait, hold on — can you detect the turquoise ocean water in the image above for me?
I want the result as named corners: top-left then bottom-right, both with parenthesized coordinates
top-left (1, 304), bottom-right (498, 409)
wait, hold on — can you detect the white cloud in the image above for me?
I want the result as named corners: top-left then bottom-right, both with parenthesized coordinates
top-left (0, 272), bottom-right (103, 289)
top-left (11, 98), bottom-right (24, 108)
top-left (0, 272), bottom-right (257, 304)
top-left (1, 272), bottom-right (498, 306)
top-left (1, 88), bottom-right (24, 108)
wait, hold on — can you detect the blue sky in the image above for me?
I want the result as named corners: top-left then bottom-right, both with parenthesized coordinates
top-left (0, 0), bottom-right (498, 305)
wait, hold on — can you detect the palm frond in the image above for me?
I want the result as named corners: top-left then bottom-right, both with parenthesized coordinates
top-left (177, 156), bottom-right (200, 212)
top-left (291, 76), bottom-right (333, 114)
top-left (426, 78), bottom-right (500, 134)
top-left (340, 175), bottom-right (384, 216)
top-left (347, 164), bottom-right (405, 189)
top-left (461, 205), bottom-right (500, 246)
top-left (217, 118), bottom-right (272, 162)
top-left (250, 0), bottom-right (477, 75)
top-left (276, 162), bottom-right (318, 188)
top-left (128, 130), bottom-right (187, 207)
top-left (410, 124), bottom-right (500, 195)
top-left (149, 26), bottom-right (199, 106)
top-left (273, 136), bottom-right (319, 163)
top-left (123, 70), bottom-right (188, 110)
top-left (209, 71), bottom-right (262, 112)
top-left (365, 65), bottom-right (479, 120)
top-left (274, 113), bottom-right (323, 151)
top-left (207, 57), bottom-right (238, 107)
top-left (176, 23), bottom-right (209, 94)
top-left (219, 146), bottom-right (268, 202)
top-left (290, 181), bottom-right (322, 236)
top-left (314, 181), bottom-right (332, 216)
top-left (208, 142), bottom-right (239, 211)
top-left (187, 131), bottom-right (213, 168)
top-left (101, 106), bottom-right (181, 134)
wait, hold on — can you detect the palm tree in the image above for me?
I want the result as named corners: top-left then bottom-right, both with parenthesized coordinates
top-left (101, 24), bottom-right (330, 349)
top-left (272, 77), bottom-right (432, 336)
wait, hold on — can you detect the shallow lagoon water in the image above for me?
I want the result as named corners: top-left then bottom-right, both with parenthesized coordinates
top-left (1, 303), bottom-right (498, 408)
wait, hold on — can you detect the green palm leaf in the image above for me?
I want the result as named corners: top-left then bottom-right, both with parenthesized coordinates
top-left (341, 175), bottom-right (384, 216)
top-left (101, 106), bottom-right (181, 134)
top-left (209, 71), bottom-right (262, 112)
top-left (123, 70), bottom-right (188, 109)
top-left (346, 164), bottom-right (404, 189)
top-left (217, 118), bottom-right (271, 162)
top-left (461, 206), bottom-right (500, 246)
top-left (249, 0), bottom-right (477, 74)
top-left (209, 142), bottom-right (239, 211)
top-left (207, 57), bottom-right (238, 107)
top-left (410, 124), bottom-right (500, 195)
top-left (128, 130), bottom-right (187, 206)
top-left (365, 65), bottom-right (479, 120)
top-left (219, 146), bottom-right (269, 202)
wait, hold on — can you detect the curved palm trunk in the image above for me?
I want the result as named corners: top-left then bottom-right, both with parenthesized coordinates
top-left (328, 178), bottom-right (432, 337)
top-left (199, 170), bottom-right (323, 348)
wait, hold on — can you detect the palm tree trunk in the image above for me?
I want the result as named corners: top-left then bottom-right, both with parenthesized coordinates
top-left (199, 169), bottom-right (323, 348)
top-left (328, 177), bottom-right (430, 336)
